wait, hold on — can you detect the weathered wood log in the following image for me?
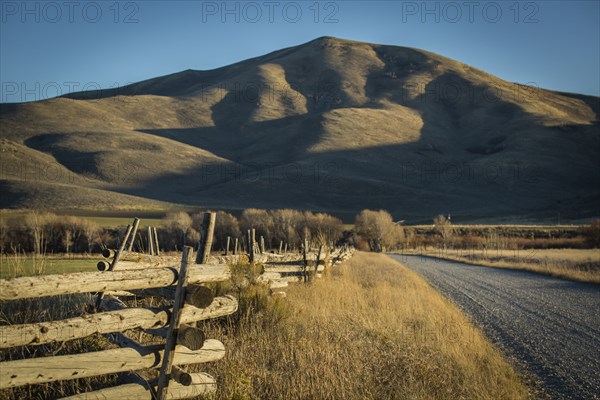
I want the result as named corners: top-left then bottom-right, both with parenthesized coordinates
top-left (134, 284), bottom-right (214, 309)
top-left (146, 324), bottom-right (205, 352)
top-left (0, 295), bottom-right (237, 348)
top-left (260, 272), bottom-right (282, 280)
top-left (251, 229), bottom-right (256, 261)
top-left (96, 260), bottom-right (111, 271)
top-left (302, 239), bottom-right (309, 283)
top-left (118, 252), bottom-right (181, 264)
top-left (0, 264), bottom-right (229, 300)
top-left (0, 339), bottom-right (225, 389)
top-left (171, 365), bottom-right (193, 386)
top-left (97, 260), bottom-right (179, 272)
top-left (157, 247), bottom-right (192, 400)
top-left (279, 275), bottom-right (303, 283)
top-left (185, 285), bottom-right (215, 308)
top-left (94, 224), bottom-right (133, 309)
top-left (264, 264), bottom-right (325, 273)
top-left (148, 227), bottom-right (155, 255)
top-left (127, 218), bottom-right (140, 252)
top-left (315, 245), bottom-right (323, 274)
top-left (195, 212), bottom-right (216, 264)
top-left (177, 325), bottom-right (205, 351)
top-left (102, 248), bottom-right (116, 259)
top-left (113, 224), bottom-right (133, 270)
top-left (269, 280), bottom-right (289, 289)
top-left (153, 226), bottom-right (160, 256)
top-left (59, 372), bottom-right (216, 399)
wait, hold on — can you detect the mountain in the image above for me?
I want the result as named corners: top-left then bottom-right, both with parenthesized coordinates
top-left (1, 36), bottom-right (598, 222)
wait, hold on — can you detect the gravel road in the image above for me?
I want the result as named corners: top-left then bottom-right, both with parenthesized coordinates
top-left (388, 254), bottom-right (600, 400)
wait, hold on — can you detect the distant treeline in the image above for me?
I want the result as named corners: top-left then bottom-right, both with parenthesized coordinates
top-left (0, 209), bottom-right (356, 255)
top-left (0, 210), bottom-right (598, 255)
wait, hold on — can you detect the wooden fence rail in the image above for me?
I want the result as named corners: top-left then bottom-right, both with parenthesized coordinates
top-left (0, 295), bottom-right (237, 348)
top-left (0, 264), bottom-right (229, 301)
top-left (60, 372), bottom-right (217, 400)
top-left (0, 214), bottom-right (236, 400)
top-left (0, 339), bottom-right (225, 389)
top-left (0, 215), bottom-right (355, 398)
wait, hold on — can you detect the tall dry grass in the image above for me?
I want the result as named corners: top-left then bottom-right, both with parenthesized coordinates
top-left (1, 252), bottom-right (531, 399)
top-left (0, 294), bottom-right (118, 400)
top-left (405, 248), bottom-right (600, 284)
top-left (198, 252), bottom-right (530, 399)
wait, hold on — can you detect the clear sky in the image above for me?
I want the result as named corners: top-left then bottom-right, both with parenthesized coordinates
top-left (1, 0), bottom-right (599, 103)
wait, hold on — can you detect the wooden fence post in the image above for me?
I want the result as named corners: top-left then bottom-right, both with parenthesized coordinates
top-left (153, 227), bottom-right (160, 256)
top-left (315, 245), bottom-right (323, 273)
top-left (234, 238), bottom-right (238, 255)
top-left (250, 229), bottom-right (256, 263)
top-left (302, 239), bottom-right (308, 283)
top-left (279, 240), bottom-right (283, 254)
top-left (128, 218), bottom-right (140, 252)
top-left (260, 236), bottom-right (265, 254)
top-left (94, 223), bottom-right (133, 309)
top-left (156, 246), bottom-right (193, 400)
top-left (148, 227), bottom-right (155, 256)
top-left (225, 236), bottom-right (231, 256)
top-left (196, 212), bottom-right (216, 264)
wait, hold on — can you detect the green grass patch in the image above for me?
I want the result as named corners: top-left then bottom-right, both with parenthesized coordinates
top-left (0, 256), bottom-right (98, 279)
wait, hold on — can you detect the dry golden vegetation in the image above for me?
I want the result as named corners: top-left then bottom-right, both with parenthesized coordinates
top-left (403, 248), bottom-right (600, 284)
top-left (198, 252), bottom-right (530, 399)
top-left (0, 294), bottom-right (119, 400)
top-left (1, 252), bottom-right (530, 399)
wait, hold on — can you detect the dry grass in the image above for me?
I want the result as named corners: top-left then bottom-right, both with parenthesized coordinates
top-left (198, 251), bottom-right (530, 399)
top-left (403, 248), bottom-right (600, 284)
top-left (0, 252), bottom-right (533, 399)
top-left (0, 294), bottom-right (119, 400)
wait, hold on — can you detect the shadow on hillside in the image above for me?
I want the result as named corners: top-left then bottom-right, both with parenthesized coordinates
top-left (122, 69), bottom-right (599, 219)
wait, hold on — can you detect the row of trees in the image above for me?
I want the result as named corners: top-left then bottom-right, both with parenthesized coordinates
top-left (0, 213), bottom-right (102, 255)
top-left (0, 209), bottom-right (474, 255)
top-left (160, 209), bottom-right (346, 252)
top-left (159, 208), bottom-right (415, 253)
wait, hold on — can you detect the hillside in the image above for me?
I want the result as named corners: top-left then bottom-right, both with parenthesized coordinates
top-left (1, 36), bottom-right (598, 222)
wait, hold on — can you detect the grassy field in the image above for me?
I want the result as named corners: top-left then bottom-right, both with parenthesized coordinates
top-left (400, 248), bottom-right (600, 284)
top-left (198, 252), bottom-right (530, 399)
top-left (0, 210), bottom-right (164, 228)
top-left (0, 252), bottom-right (531, 399)
top-left (0, 255), bottom-right (97, 279)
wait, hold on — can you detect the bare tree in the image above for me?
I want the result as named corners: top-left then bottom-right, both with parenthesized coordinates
top-left (23, 212), bottom-right (55, 255)
top-left (354, 209), bottom-right (404, 252)
top-left (305, 212), bottom-right (344, 248)
top-left (433, 214), bottom-right (453, 248)
top-left (240, 209), bottom-right (273, 248)
top-left (162, 212), bottom-right (192, 250)
top-left (213, 211), bottom-right (240, 249)
top-left (80, 219), bottom-right (100, 254)
top-left (270, 209), bottom-right (303, 249)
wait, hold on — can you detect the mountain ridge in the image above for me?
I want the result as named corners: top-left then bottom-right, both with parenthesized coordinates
top-left (1, 36), bottom-right (598, 222)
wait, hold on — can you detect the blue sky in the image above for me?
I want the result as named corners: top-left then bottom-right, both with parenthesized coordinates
top-left (1, 0), bottom-right (599, 102)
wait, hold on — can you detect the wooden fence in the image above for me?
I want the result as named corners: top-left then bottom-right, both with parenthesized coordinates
top-left (0, 214), bottom-right (354, 399)
top-left (0, 215), bottom-right (236, 399)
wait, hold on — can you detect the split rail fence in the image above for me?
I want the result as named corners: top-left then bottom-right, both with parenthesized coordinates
top-left (0, 213), bottom-right (354, 399)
